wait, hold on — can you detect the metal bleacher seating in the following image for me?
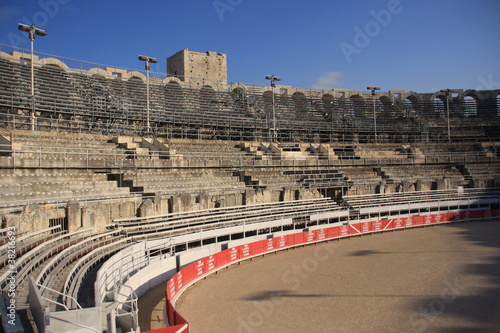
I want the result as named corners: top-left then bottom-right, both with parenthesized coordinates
top-left (0, 46), bottom-right (499, 332)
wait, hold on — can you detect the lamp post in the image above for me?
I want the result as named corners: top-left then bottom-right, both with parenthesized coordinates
top-left (138, 55), bottom-right (158, 133)
top-left (18, 23), bottom-right (47, 131)
top-left (440, 89), bottom-right (451, 142)
top-left (265, 75), bottom-right (281, 142)
top-left (367, 86), bottom-right (380, 143)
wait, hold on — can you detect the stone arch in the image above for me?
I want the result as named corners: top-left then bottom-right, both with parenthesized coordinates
top-left (88, 68), bottom-right (108, 76)
top-left (322, 94), bottom-right (335, 120)
top-left (231, 86), bottom-right (247, 101)
top-left (200, 85), bottom-right (217, 113)
top-left (125, 76), bottom-right (146, 115)
top-left (404, 94), bottom-right (420, 118)
top-left (497, 93), bottom-right (500, 116)
top-left (82, 73), bottom-right (115, 122)
top-left (433, 95), bottom-right (446, 115)
top-left (39, 58), bottom-right (69, 69)
top-left (230, 85), bottom-right (250, 116)
top-left (349, 94), bottom-right (365, 118)
top-left (292, 91), bottom-right (307, 116)
top-left (377, 96), bottom-right (392, 115)
top-left (128, 72), bottom-right (146, 82)
top-left (463, 90), bottom-right (479, 117)
top-left (162, 76), bottom-right (182, 85)
top-left (165, 80), bottom-right (183, 115)
top-left (36, 64), bottom-right (74, 118)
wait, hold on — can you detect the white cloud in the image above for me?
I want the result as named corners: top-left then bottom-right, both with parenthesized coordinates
top-left (0, 6), bottom-right (20, 21)
top-left (312, 71), bottom-right (342, 90)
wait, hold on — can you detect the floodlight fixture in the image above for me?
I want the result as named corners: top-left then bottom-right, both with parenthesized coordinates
top-left (265, 75), bottom-right (281, 81)
top-left (138, 55), bottom-right (158, 63)
top-left (18, 23), bottom-right (47, 39)
top-left (18, 23), bottom-right (47, 131)
top-left (138, 55), bottom-right (158, 71)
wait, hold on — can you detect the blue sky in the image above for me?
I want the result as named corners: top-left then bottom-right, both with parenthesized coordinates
top-left (0, 0), bottom-right (499, 93)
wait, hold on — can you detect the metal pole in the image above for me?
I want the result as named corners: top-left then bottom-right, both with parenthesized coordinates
top-left (446, 93), bottom-right (450, 142)
top-left (30, 36), bottom-right (35, 131)
top-left (19, 24), bottom-right (47, 131)
top-left (440, 89), bottom-right (451, 143)
top-left (367, 86), bottom-right (380, 143)
top-left (272, 85), bottom-right (276, 142)
top-left (265, 75), bottom-right (281, 142)
top-left (146, 65), bottom-right (150, 133)
top-left (373, 93), bottom-right (377, 143)
top-left (138, 55), bottom-right (158, 134)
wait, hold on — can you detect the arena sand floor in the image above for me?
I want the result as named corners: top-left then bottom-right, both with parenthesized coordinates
top-left (139, 221), bottom-right (500, 333)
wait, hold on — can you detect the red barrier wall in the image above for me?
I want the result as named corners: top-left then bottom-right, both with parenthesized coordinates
top-left (150, 209), bottom-right (500, 332)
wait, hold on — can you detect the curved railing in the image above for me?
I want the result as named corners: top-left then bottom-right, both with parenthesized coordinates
top-left (152, 208), bottom-right (500, 333)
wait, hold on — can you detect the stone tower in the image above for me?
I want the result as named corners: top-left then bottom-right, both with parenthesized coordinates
top-left (167, 49), bottom-right (227, 87)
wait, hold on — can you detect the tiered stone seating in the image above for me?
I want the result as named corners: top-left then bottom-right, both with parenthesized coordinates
top-left (123, 169), bottom-right (246, 195)
top-left (283, 169), bottom-right (347, 189)
top-left (353, 144), bottom-right (415, 159)
top-left (337, 166), bottom-right (381, 195)
top-left (169, 139), bottom-right (253, 164)
top-left (0, 169), bottom-right (130, 204)
top-left (241, 169), bottom-right (300, 190)
top-left (380, 164), bottom-right (467, 190)
top-left (414, 143), bottom-right (488, 162)
top-left (7, 131), bottom-right (125, 159)
top-left (464, 163), bottom-right (500, 187)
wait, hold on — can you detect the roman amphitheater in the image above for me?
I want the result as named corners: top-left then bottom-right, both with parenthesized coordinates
top-left (0, 45), bottom-right (499, 332)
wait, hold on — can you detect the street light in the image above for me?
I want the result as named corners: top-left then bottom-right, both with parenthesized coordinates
top-left (18, 23), bottom-right (47, 131)
top-left (265, 75), bottom-right (281, 142)
top-left (440, 89), bottom-right (452, 142)
top-left (367, 86), bottom-right (380, 143)
top-left (138, 55), bottom-right (158, 133)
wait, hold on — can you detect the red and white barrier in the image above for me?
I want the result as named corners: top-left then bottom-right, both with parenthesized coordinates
top-left (143, 209), bottom-right (500, 333)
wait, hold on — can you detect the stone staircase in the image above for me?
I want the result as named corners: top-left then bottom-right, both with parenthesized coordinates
top-left (113, 136), bottom-right (176, 159)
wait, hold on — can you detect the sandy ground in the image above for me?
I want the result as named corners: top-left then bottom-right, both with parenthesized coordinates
top-left (140, 221), bottom-right (500, 333)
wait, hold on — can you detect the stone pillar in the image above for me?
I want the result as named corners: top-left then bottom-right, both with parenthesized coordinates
top-left (378, 179), bottom-right (387, 194)
top-left (81, 207), bottom-right (107, 232)
top-left (138, 199), bottom-right (157, 217)
top-left (402, 180), bottom-right (414, 192)
top-left (282, 187), bottom-right (295, 201)
top-left (415, 179), bottom-right (423, 191)
top-left (436, 177), bottom-right (449, 190)
top-left (154, 195), bottom-right (170, 215)
top-left (170, 193), bottom-right (193, 213)
top-left (67, 200), bottom-right (81, 233)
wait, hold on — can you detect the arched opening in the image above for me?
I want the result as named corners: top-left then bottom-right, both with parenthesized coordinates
top-left (231, 87), bottom-right (249, 116)
top-left (349, 94), bottom-right (365, 118)
top-left (232, 87), bottom-right (246, 101)
top-left (125, 76), bottom-right (146, 116)
top-left (37, 64), bottom-right (74, 118)
top-left (82, 74), bottom-right (115, 123)
top-left (463, 95), bottom-right (478, 117)
top-left (497, 94), bottom-right (500, 116)
top-left (165, 81), bottom-right (183, 117)
top-left (404, 96), bottom-right (418, 118)
top-left (378, 96), bottom-right (392, 117)
top-left (322, 94), bottom-right (335, 120)
top-left (433, 96), bottom-right (446, 116)
top-left (200, 85), bottom-right (217, 114)
top-left (292, 92), bottom-right (307, 118)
